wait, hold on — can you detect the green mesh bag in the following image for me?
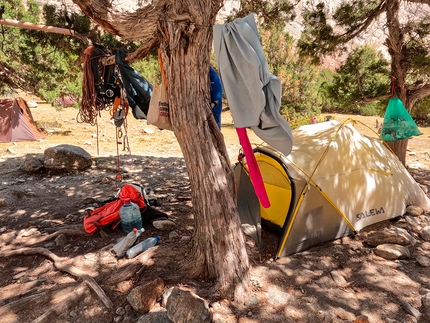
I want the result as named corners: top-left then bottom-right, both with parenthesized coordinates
top-left (380, 97), bottom-right (422, 141)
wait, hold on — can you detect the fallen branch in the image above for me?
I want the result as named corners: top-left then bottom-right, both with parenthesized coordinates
top-left (0, 247), bottom-right (113, 310)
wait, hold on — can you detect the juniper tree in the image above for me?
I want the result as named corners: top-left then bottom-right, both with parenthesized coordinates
top-left (72, 0), bottom-right (251, 302)
top-left (298, 0), bottom-right (430, 164)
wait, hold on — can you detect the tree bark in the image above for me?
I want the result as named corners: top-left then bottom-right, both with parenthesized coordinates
top-left (385, 0), bottom-right (409, 164)
top-left (73, 0), bottom-right (250, 302)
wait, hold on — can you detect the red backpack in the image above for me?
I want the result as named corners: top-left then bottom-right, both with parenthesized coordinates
top-left (83, 184), bottom-right (146, 234)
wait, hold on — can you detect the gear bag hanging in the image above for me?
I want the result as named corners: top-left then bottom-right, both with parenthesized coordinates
top-left (115, 48), bottom-right (153, 120)
top-left (380, 77), bottom-right (422, 141)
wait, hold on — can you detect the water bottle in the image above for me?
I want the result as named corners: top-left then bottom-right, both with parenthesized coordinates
top-left (120, 198), bottom-right (142, 233)
top-left (126, 236), bottom-right (160, 259)
top-left (112, 228), bottom-right (145, 258)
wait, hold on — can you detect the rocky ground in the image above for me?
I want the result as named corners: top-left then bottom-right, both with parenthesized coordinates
top-left (1, 103), bottom-right (430, 323)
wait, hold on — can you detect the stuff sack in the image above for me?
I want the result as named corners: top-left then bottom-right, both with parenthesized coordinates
top-left (380, 97), bottom-right (422, 141)
top-left (147, 81), bottom-right (173, 131)
top-left (83, 184), bottom-right (146, 234)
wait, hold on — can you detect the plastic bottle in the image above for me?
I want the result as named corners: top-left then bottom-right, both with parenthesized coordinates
top-left (120, 198), bottom-right (142, 233)
top-left (126, 236), bottom-right (160, 259)
top-left (112, 228), bottom-right (145, 258)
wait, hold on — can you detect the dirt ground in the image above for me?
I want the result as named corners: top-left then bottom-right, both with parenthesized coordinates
top-left (1, 98), bottom-right (430, 323)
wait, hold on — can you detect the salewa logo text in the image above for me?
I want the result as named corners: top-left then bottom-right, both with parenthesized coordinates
top-left (356, 207), bottom-right (385, 221)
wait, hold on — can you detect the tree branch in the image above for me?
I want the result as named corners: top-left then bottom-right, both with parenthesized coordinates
top-left (408, 83), bottom-right (430, 108)
top-left (338, 2), bottom-right (387, 43)
top-left (100, 37), bottom-right (160, 65)
top-left (0, 18), bottom-right (90, 45)
top-left (72, 0), bottom-right (161, 41)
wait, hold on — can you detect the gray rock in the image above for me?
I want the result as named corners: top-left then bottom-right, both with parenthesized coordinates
top-left (316, 258), bottom-right (333, 271)
top-left (54, 233), bottom-right (67, 246)
top-left (416, 255), bottom-right (430, 267)
top-left (404, 216), bottom-right (422, 233)
top-left (22, 155), bottom-right (44, 173)
top-left (402, 301), bottom-right (421, 318)
top-left (44, 144), bottom-right (92, 172)
top-left (166, 287), bottom-right (212, 323)
top-left (168, 231), bottom-right (180, 240)
top-left (137, 311), bottom-right (171, 323)
top-left (265, 285), bottom-right (294, 307)
top-left (116, 307), bottom-right (126, 315)
top-left (420, 226), bottom-right (430, 242)
top-left (366, 227), bottom-right (415, 247)
top-left (374, 244), bottom-right (410, 260)
top-left (422, 293), bottom-right (430, 319)
top-left (330, 270), bottom-right (348, 286)
top-left (143, 127), bottom-right (155, 134)
top-left (152, 219), bottom-right (176, 231)
top-left (405, 205), bottom-right (424, 216)
top-left (127, 278), bottom-right (164, 314)
top-left (161, 287), bottom-right (174, 308)
top-left (244, 294), bottom-right (259, 307)
top-left (211, 301), bottom-right (236, 323)
top-left (114, 315), bottom-right (123, 322)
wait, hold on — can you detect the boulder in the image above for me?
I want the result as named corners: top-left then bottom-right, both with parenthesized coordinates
top-left (374, 244), bottom-right (410, 260)
top-left (366, 227), bottom-right (415, 247)
top-left (44, 144), bottom-right (92, 172)
top-left (166, 287), bottom-right (212, 323)
top-left (127, 278), bottom-right (164, 314)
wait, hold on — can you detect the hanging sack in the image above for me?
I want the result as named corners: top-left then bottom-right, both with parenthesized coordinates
top-left (147, 82), bottom-right (173, 130)
top-left (147, 49), bottom-right (173, 131)
top-left (380, 97), bottom-right (422, 141)
top-left (380, 78), bottom-right (422, 141)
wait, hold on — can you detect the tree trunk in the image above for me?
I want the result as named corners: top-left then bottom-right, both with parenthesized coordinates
top-left (385, 0), bottom-right (408, 165)
top-left (72, 0), bottom-right (250, 303)
top-left (386, 139), bottom-right (408, 165)
top-left (158, 4), bottom-right (250, 302)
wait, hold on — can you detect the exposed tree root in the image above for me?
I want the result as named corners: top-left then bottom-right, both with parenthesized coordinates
top-left (0, 166), bottom-right (21, 176)
top-left (0, 247), bottom-right (113, 310)
top-left (31, 283), bottom-right (88, 323)
top-left (24, 227), bottom-right (90, 246)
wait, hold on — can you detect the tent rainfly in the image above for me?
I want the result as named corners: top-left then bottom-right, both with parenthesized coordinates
top-left (235, 119), bottom-right (430, 258)
top-left (0, 98), bottom-right (44, 142)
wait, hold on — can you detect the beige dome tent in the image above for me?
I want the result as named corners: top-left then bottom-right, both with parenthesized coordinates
top-left (235, 119), bottom-right (430, 258)
top-left (0, 98), bottom-right (44, 142)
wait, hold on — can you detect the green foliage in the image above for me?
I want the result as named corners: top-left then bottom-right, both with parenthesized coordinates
top-left (43, 4), bottom-right (91, 34)
top-left (298, 1), bottom-right (384, 62)
top-left (100, 33), bottom-right (139, 53)
top-left (130, 49), bottom-right (161, 85)
top-left (226, 0), bottom-right (295, 26)
top-left (411, 96), bottom-right (430, 124)
top-left (0, 1), bottom-right (85, 103)
top-left (259, 24), bottom-right (322, 122)
top-left (322, 46), bottom-right (389, 116)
